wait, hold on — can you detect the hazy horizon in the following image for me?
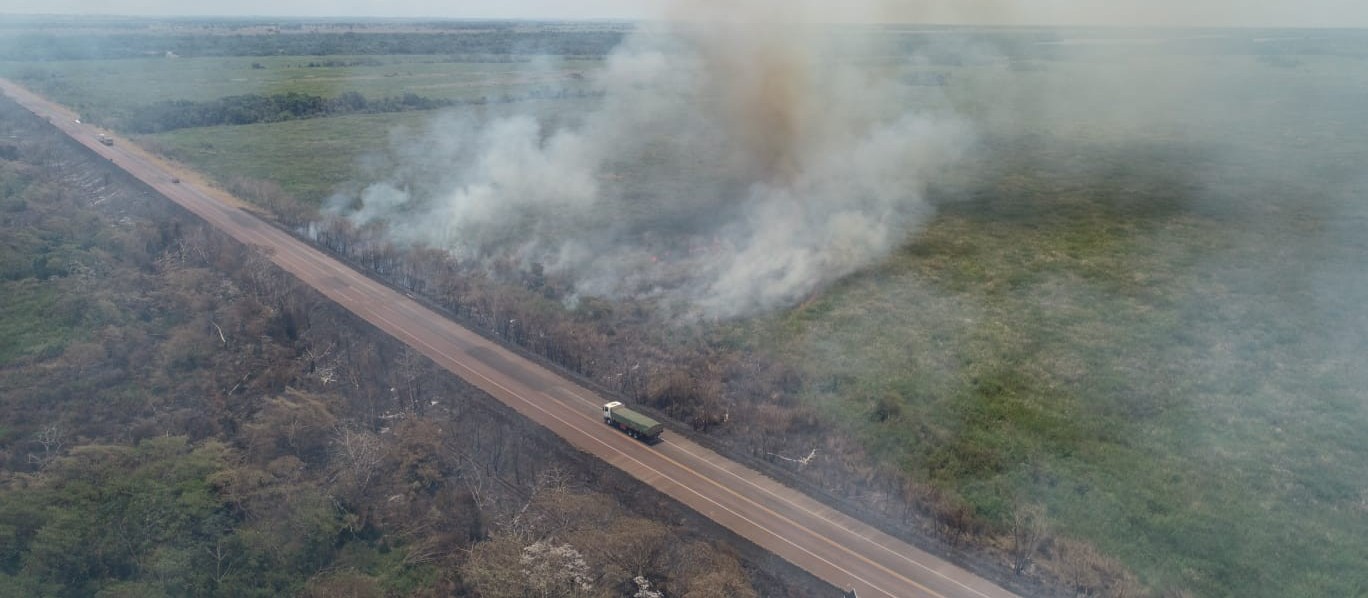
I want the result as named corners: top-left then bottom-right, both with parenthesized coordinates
top-left (1, 0), bottom-right (1365, 29)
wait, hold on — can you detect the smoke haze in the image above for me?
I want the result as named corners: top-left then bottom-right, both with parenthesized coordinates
top-left (317, 10), bottom-right (1368, 595)
top-left (335, 0), bottom-right (972, 318)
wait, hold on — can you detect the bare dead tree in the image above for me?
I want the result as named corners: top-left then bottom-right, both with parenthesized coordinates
top-left (210, 320), bottom-right (227, 346)
top-left (931, 492), bottom-right (978, 547)
top-left (26, 424), bottom-right (65, 469)
top-left (1009, 504), bottom-right (1047, 574)
top-left (766, 448), bottom-right (818, 468)
top-left (394, 347), bottom-right (425, 414)
top-left (454, 452), bottom-right (492, 510)
top-left (503, 466), bottom-right (572, 537)
top-left (304, 341), bottom-right (338, 385)
top-left (242, 245), bottom-right (284, 306)
top-left (207, 537), bottom-right (238, 585)
top-left (330, 425), bottom-right (384, 496)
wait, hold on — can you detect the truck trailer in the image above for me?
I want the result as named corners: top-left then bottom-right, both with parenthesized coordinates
top-left (602, 401), bottom-right (663, 444)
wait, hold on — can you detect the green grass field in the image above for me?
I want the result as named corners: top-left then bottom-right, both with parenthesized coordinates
top-left (726, 53), bottom-right (1368, 595)
top-left (144, 111), bottom-right (431, 203)
top-left (6, 34), bottom-right (1366, 596)
top-left (141, 97), bottom-right (597, 203)
top-left (0, 54), bottom-right (598, 126)
top-left (733, 162), bottom-right (1368, 595)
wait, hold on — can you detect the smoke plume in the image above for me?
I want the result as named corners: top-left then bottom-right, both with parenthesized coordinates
top-left (336, 0), bottom-right (971, 318)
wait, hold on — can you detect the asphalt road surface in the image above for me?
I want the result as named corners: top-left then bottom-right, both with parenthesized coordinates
top-left (2, 78), bottom-right (1019, 598)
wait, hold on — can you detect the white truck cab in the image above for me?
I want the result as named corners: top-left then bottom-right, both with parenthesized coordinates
top-left (602, 401), bottom-right (623, 421)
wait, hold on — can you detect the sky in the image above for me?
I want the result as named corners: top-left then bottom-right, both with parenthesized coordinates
top-left (3, 0), bottom-right (1365, 28)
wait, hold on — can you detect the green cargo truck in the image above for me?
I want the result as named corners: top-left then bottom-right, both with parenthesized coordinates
top-left (602, 401), bottom-right (663, 444)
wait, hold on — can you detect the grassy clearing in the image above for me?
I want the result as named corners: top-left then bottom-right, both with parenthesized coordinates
top-left (141, 111), bottom-right (430, 203)
top-left (142, 98), bottom-right (596, 203)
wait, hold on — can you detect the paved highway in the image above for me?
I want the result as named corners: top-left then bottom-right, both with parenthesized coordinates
top-left (3, 79), bottom-right (1019, 598)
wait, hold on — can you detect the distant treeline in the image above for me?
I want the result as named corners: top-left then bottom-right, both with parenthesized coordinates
top-left (300, 58), bottom-right (383, 67)
top-left (5, 26), bottom-right (1365, 63)
top-left (119, 87), bottom-right (602, 133)
top-left (0, 30), bottom-right (627, 61)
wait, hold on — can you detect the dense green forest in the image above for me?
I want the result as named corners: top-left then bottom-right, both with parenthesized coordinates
top-left (0, 98), bottom-right (781, 597)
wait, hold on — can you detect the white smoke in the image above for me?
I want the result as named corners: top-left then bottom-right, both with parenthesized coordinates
top-left (337, 1), bottom-right (972, 318)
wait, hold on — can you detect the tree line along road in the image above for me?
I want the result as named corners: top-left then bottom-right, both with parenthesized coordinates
top-left (0, 78), bottom-right (1019, 598)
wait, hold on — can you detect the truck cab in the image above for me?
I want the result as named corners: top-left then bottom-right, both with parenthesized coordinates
top-left (602, 401), bottom-right (623, 423)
